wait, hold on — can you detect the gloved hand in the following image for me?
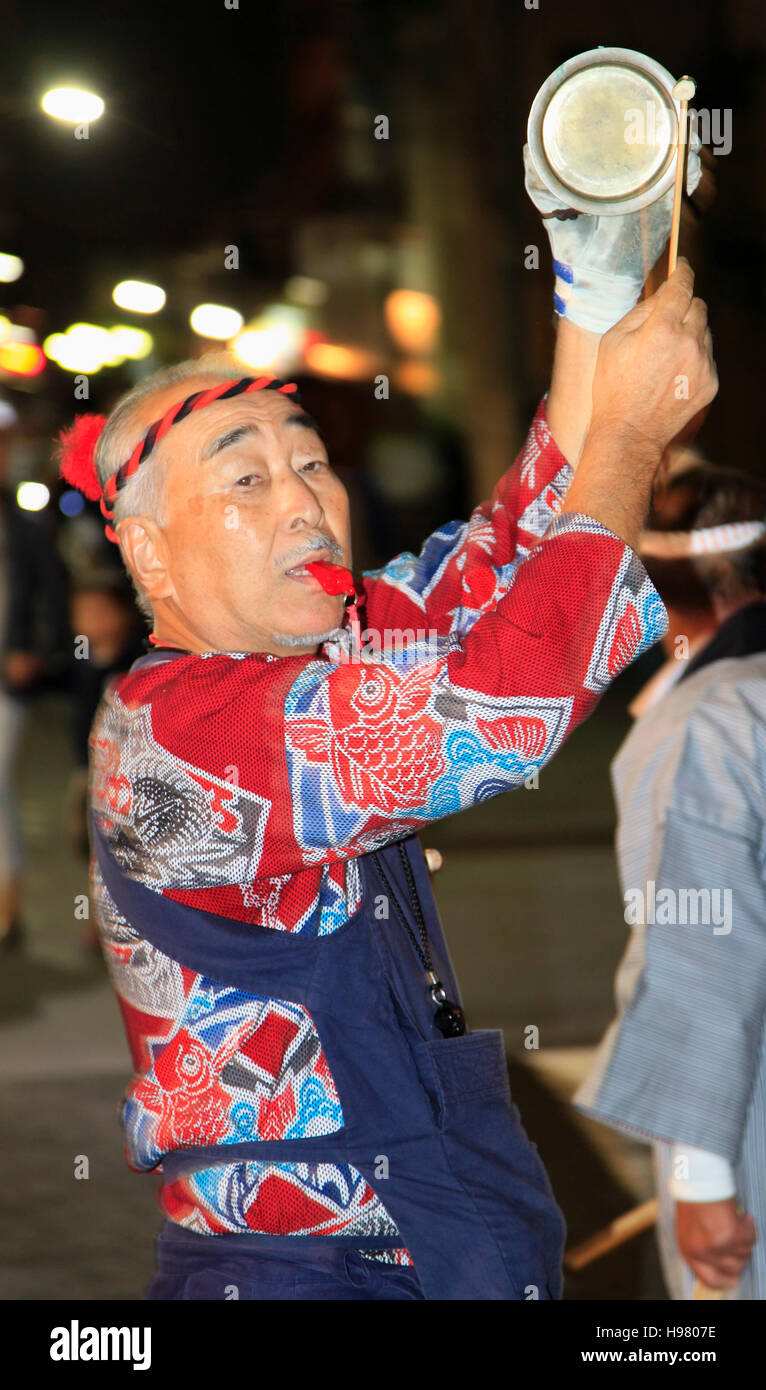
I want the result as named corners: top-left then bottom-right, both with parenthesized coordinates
top-left (524, 134), bottom-right (702, 334)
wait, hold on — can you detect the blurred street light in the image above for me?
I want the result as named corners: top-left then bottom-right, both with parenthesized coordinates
top-left (110, 326), bottom-right (153, 359)
top-left (113, 280), bottom-right (166, 314)
top-left (41, 88), bottom-right (105, 124)
top-left (232, 306), bottom-right (306, 371)
top-left (394, 359), bottom-right (440, 396)
top-left (0, 254), bottom-right (24, 283)
top-left (44, 323), bottom-right (117, 373)
top-left (190, 303), bottom-right (243, 340)
top-left (0, 341), bottom-right (45, 376)
top-left (2, 324), bottom-right (34, 343)
top-left (59, 489), bottom-right (85, 517)
top-left (384, 289), bottom-right (441, 354)
top-left (232, 326), bottom-right (288, 370)
top-left (17, 481), bottom-right (50, 511)
top-left (304, 341), bottom-right (381, 381)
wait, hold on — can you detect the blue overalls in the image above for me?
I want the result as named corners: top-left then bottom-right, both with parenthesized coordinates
top-left (92, 814), bottom-right (566, 1300)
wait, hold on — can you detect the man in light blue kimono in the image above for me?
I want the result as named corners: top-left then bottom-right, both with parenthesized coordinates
top-left (576, 461), bottom-right (766, 1298)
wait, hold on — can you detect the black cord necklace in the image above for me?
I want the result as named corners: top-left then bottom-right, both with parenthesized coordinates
top-left (371, 841), bottom-right (466, 1038)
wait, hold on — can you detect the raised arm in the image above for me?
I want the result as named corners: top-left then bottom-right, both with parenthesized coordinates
top-left (360, 396), bottom-right (576, 642)
top-left (361, 309), bottom-right (618, 646)
top-left (546, 318), bottom-right (601, 468)
top-left (362, 257), bottom-right (715, 655)
top-left (362, 132), bottom-right (705, 644)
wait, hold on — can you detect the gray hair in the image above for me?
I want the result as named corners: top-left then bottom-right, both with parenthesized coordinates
top-left (94, 352), bottom-right (243, 621)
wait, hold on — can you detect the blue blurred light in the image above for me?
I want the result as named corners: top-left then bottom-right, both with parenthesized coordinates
top-left (60, 489), bottom-right (85, 517)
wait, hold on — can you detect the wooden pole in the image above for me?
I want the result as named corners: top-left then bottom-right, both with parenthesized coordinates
top-left (565, 1198), bottom-right (659, 1270)
top-left (667, 77), bottom-right (696, 275)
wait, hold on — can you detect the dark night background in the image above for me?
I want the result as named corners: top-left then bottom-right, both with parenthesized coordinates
top-left (0, 0), bottom-right (763, 1305)
top-left (1, 0), bottom-right (764, 492)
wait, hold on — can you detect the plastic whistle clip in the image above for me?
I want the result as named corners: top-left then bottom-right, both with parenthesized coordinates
top-left (345, 593), bottom-right (363, 662)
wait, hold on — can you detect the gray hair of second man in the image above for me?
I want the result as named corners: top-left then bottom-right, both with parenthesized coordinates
top-left (94, 353), bottom-right (252, 621)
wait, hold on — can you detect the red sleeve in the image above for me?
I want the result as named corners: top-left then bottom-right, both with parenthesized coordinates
top-left (105, 512), bottom-right (666, 880)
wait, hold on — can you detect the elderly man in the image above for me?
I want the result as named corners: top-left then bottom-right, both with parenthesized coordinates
top-left (58, 178), bottom-right (715, 1294)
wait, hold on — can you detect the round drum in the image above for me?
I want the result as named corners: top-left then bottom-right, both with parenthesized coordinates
top-left (527, 47), bottom-right (680, 215)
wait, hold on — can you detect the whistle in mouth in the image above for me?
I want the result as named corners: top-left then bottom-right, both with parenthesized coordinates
top-left (304, 560), bottom-right (356, 598)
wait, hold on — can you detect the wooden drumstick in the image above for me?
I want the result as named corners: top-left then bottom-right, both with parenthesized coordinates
top-left (667, 77), bottom-right (696, 275)
top-left (565, 1198), bottom-right (659, 1269)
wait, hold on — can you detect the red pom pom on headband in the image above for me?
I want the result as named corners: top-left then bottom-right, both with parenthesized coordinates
top-left (54, 414), bottom-right (108, 502)
top-left (52, 375), bottom-right (300, 545)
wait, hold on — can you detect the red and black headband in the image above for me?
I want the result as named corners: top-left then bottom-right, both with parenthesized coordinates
top-left (54, 374), bottom-right (301, 543)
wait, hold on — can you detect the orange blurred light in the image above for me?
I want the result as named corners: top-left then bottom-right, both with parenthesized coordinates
top-left (384, 289), bottom-right (441, 354)
top-left (0, 341), bottom-right (46, 376)
top-left (304, 341), bottom-right (380, 381)
top-left (394, 359), bottom-right (440, 397)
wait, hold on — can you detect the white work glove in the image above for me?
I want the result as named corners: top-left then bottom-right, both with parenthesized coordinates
top-left (524, 135), bottom-right (702, 334)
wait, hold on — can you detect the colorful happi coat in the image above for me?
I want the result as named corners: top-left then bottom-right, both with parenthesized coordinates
top-left (89, 398), bottom-right (666, 1265)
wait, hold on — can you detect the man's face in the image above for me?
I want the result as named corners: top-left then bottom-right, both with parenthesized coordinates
top-left (118, 380), bottom-right (351, 656)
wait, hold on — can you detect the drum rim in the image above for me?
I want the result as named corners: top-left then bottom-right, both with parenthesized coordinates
top-left (527, 46), bottom-right (681, 216)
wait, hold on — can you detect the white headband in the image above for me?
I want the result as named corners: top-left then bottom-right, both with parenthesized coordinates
top-left (639, 521), bottom-right (766, 559)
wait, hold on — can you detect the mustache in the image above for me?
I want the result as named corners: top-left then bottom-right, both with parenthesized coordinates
top-left (275, 535), bottom-right (344, 569)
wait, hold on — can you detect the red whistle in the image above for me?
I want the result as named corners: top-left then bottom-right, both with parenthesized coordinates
top-left (304, 560), bottom-right (355, 597)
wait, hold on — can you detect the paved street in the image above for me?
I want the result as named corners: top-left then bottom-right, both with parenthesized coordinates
top-left (0, 671), bottom-right (667, 1300)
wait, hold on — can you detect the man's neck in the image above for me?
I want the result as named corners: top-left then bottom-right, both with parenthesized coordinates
top-left (150, 612), bottom-right (322, 659)
top-left (660, 592), bottom-right (765, 660)
top-left (150, 612), bottom-right (218, 654)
